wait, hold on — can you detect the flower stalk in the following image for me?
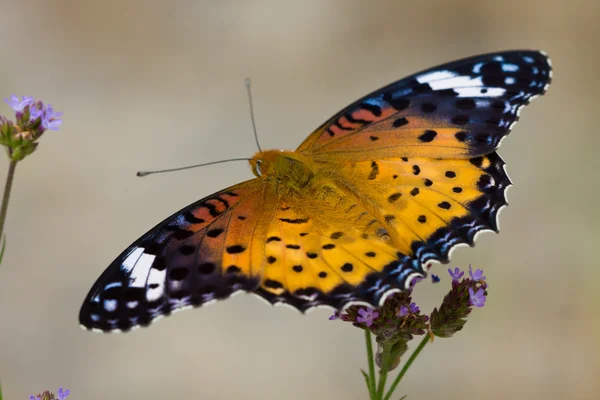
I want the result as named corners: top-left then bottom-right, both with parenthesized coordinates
top-left (0, 95), bottom-right (62, 266)
top-left (330, 265), bottom-right (489, 399)
top-left (0, 95), bottom-right (62, 397)
top-left (364, 329), bottom-right (376, 398)
top-left (383, 335), bottom-right (429, 400)
top-left (0, 160), bottom-right (17, 256)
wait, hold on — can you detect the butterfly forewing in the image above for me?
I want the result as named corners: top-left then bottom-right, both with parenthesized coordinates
top-left (79, 179), bottom-right (277, 332)
top-left (298, 50), bottom-right (551, 160)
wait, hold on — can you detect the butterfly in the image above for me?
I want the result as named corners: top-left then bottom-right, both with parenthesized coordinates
top-left (80, 50), bottom-right (551, 332)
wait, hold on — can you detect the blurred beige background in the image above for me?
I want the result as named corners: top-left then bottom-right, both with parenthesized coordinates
top-left (0, 0), bottom-right (598, 399)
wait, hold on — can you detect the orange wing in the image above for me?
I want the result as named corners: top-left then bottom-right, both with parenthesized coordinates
top-left (250, 152), bottom-right (509, 311)
top-left (79, 179), bottom-right (278, 332)
top-left (298, 50), bottom-right (551, 161)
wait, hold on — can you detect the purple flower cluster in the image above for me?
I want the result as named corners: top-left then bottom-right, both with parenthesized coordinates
top-left (4, 95), bottom-right (62, 131)
top-left (449, 265), bottom-right (488, 307)
top-left (29, 387), bottom-right (70, 400)
top-left (329, 265), bottom-right (488, 342)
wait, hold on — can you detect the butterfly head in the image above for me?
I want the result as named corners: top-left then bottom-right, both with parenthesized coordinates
top-left (250, 150), bottom-right (315, 188)
top-left (249, 149), bottom-right (292, 178)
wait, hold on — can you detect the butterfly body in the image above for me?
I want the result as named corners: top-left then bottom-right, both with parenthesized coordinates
top-left (80, 50), bottom-right (551, 332)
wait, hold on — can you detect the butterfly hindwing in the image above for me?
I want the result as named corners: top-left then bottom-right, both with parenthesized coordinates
top-left (254, 189), bottom-right (425, 311)
top-left (298, 50), bottom-right (551, 160)
top-left (79, 179), bottom-right (278, 332)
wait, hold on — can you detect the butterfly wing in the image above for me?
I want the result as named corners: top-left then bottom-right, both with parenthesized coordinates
top-left (250, 152), bottom-right (510, 311)
top-left (297, 50), bottom-right (551, 160)
top-left (253, 186), bottom-right (426, 311)
top-left (252, 50), bottom-right (551, 311)
top-left (79, 179), bottom-right (278, 332)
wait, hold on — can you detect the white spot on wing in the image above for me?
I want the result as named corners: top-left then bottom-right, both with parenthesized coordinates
top-left (416, 70), bottom-right (457, 83)
top-left (129, 253), bottom-right (156, 288)
top-left (103, 299), bottom-right (117, 312)
top-left (454, 87), bottom-right (506, 98)
top-left (502, 63), bottom-right (519, 72)
top-left (428, 76), bottom-right (483, 90)
top-left (121, 247), bottom-right (144, 273)
top-left (146, 267), bottom-right (166, 302)
top-left (126, 301), bottom-right (139, 309)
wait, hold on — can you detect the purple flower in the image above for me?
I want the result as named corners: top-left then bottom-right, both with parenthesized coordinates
top-left (469, 287), bottom-right (486, 307)
top-left (329, 311), bottom-right (341, 321)
top-left (29, 397), bottom-right (41, 400)
top-left (431, 274), bottom-right (440, 283)
top-left (468, 265), bottom-right (486, 281)
top-left (409, 302), bottom-right (420, 313)
top-left (448, 267), bottom-right (464, 281)
top-left (30, 102), bottom-right (44, 121)
top-left (397, 305), bottom-right (409, 317)
top-left (41, 104), bottom-right (63, 131)
top-left (397, 302), bottom-right (420, 318)
top-left (356, 307), bottom-right (379, 327)
top-left (57, 387), bottom-right (71, 400)
top-left (4, 95), bottom-right (33, 112)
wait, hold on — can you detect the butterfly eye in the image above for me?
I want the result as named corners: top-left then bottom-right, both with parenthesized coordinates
top-left (254, 159), bottom-right (263, 177)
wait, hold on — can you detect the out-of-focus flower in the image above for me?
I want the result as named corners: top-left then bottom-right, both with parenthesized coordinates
top-left (469, 287), bottom-right (486, 307)
top-left (28, 388), bottom-right (69, 400)
top-left (397, 305), bottom-right (409, 318)
top-left (29, 101), bottom-right (44, 121)
top-left (398, 302), bottom-right (420, 318)
top-left (431, 274), bottom-right (440, 283)
top-left (329, 311), bottom-right (342, 321)
top-left (41, 105), bottom-right (63, 131)
top-left (448, 267), bottom-right (464, 281)
top-left (1, 95), bottom-right (63, 161)
top-left (409, 302), bottom-right (420, 314)
top-left (468, 265), bottom-right (486, 281)
top-left (56, 388), bottom-right (70, 400)
top-left (356, 308), bottom-right (379, 327)
top-left (4, 95), bottom-right (33, 112)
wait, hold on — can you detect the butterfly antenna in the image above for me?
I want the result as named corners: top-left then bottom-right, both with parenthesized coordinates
top-left (136, 158), bottom-right (251, 177)
top-left (245, 78), bottom-right (262, 152)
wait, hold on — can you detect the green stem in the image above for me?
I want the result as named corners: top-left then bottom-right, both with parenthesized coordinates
top-left (364, 329), bottom-right (376, 399)
top-left (383, 335), bottom-right (430, 400)
top-left (0, 160), bottom-right (17, 242)
top-left (0, 379), bottom-right (4, 400)
top-left (376, 345), bottom-right (390, 400)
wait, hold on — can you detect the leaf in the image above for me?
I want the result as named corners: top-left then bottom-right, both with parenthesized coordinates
top-left (361, 369), bottom-right (376, 400)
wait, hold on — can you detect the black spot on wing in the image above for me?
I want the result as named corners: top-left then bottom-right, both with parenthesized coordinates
top-left (368, 161), bottom-right (379, 180)
top-left (279, 218), bottom-right (310, 224)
